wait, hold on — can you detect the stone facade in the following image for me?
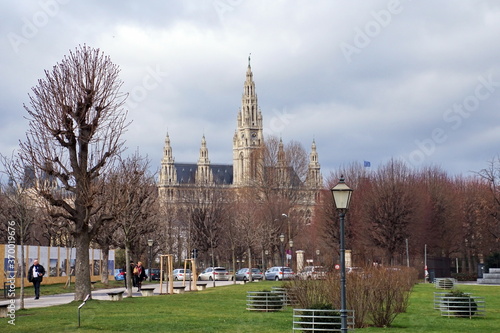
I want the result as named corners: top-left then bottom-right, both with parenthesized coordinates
top-left (158, 58), bottom-right (323, 216)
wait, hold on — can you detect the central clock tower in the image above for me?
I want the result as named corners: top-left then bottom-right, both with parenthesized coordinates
top-left (233, 55), bottom-right (263, 186)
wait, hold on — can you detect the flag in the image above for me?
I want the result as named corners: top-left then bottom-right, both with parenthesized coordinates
top-left (364, 161), bottom-right (371, 167)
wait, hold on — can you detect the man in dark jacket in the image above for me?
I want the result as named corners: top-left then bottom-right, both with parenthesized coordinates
top-left (28, 259), bottom-right (46, 300)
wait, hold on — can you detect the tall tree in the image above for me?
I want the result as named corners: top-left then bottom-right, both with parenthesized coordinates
top-left (15, 45), bottom-right (128, 300)
top-left (107, 152), bottom-right (158, 297)
top-left (363, 159), bottom-right (415, 265)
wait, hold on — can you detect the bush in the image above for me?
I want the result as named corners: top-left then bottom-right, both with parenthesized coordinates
top-left (246, 290), bottom-right (283, 312)
top-left (442, 290), bottom-right (478, 317)
top-left (299, 303), bottom-right (340, 332)
top-left (284, 266), bottom-right (418, 328)
top-left (451, 272), bottom-right (478, 281)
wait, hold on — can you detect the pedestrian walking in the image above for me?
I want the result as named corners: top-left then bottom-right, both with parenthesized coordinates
top-left (28, 259), bottom-right (46, 300)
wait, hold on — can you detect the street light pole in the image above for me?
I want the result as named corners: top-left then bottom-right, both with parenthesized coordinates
top-left (147, 239), bottom-right (153, 282)
top-left (279, 234), bottom-right (285, 276)
top-left (289, 239), bottom-right (294, 271)
top-left (331, 176), bottom-right (353, 333)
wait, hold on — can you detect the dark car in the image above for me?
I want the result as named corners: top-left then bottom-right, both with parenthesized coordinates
top-left (148, 268), bottom-right (161, 281)
top-left (234, 268), bottom-right (264, 281)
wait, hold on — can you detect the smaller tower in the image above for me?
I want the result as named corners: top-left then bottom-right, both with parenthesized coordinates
top-left (306, 139), bottom-right (323, 188)
top-left (159, 133), bottom-right (177, 186)
top-left (196, 135), bottom-right (213, 184)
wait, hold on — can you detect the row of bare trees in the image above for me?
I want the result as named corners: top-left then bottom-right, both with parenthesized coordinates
top-left (316, 159), bottom-right (500, 273)
top-left (2, 44), bottom-right (499, 302)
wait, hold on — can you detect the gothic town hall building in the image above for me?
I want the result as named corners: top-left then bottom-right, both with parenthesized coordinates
top-left (158, 58), bottom-right (323, 222)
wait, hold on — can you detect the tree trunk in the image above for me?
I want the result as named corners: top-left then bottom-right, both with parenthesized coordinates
top-left (74, 232), bottom-right (91, 301)
top-left (101, 245), bottom-right (109, 285)
top-left (125, 244), bottom-right (133, 297)
top-left (248, 247), bottom-right (253, 282)
top-left (20, 243), bottom-right (25, 309)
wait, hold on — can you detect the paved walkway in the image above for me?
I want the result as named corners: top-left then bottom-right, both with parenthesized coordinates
top-left (1, 281), bottom-right (240, 310)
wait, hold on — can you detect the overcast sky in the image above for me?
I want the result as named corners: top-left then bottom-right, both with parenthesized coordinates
top-left (2, 0), bottom-right (500, 181)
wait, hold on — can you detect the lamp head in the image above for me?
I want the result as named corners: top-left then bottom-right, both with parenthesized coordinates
top-left (331, 175), bottom-right (353, 210)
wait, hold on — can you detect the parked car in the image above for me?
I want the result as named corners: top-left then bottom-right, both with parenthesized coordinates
top-left (173, 268), bottom-right (192, 281)
top-left (198, 267), bottom-right (231, 281)
top-left (298, 266), bottom-right (327, 280)
top-left (146, 268), bottom-right (161, 281)
top-left (114, 268), bottom-right (125, 281)
top-left (265, 266), bottom-right (294, 281)
top-left (234, 268), bottom-right (264, 281)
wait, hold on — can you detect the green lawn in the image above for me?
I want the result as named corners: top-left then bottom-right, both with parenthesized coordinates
top-left (2, 282), bottom-right (499, 332)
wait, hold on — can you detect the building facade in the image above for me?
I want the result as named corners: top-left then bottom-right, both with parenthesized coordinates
top-left (158, 58), bottom-right (323, 218)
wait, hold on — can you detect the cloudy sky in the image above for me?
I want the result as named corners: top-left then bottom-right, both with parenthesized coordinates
top-left (2, 0), bottom-right (500, 181)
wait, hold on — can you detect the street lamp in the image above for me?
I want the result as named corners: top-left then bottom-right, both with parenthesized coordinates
top-left (264, 250), bottom-right (269, 271)
top-left (331, 176), bottom-right (353, 333)
top-left (316, 249), bottom-right (320, 265)
top-left (279, 234), bottom-right (285, 273)
top-left (289, 239), bottom-right (294, 270)
top-left (147, 239), bottom-right (153, 282)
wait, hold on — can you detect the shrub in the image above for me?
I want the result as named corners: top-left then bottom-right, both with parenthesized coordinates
top-left (246, 290), bottom-right (283, 312)
top-left (284, 266), bottom-right (418, 328)
top-left (441, 290), bottom-right (478, 317)
top-left (299, 303), bottom-right (340, 332)
top-left (451, 272), bottom-right (477, 281)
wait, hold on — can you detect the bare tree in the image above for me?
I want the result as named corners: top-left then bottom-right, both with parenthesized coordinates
top-left (15, 45), bottom-right (128, 300)
top-left (0, 155), bottom-right (40, 309)
top-left (186, 185), bottom-right (231, 285)
top-left (107, 152), bottom-right (158, 297)
top-left (477, 156), bottom-right (500, 242)
top-left (363, 159), bottom-right (416, 265)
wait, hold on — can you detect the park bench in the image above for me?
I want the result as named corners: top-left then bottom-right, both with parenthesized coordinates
top-left (0, 303), bottom-right (10, 318)
top-left (107, 290), bottom-right (125, 301)
top-left (196, 283), bottom-right (207, 291)
top-left (173, 286), bottom-right (185, 294)
top-left (140, 287), bottom-right (155, 297)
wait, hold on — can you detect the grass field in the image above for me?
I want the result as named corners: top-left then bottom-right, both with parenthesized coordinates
top-left (1, 282), bottom-right (499, 332)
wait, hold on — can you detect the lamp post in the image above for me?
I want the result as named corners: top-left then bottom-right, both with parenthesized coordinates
top-left (147, 239), bottom-right (153, 282)
top-left (331, 176), bottom-right (353, 333)
top-left (264, 250), bottom-right (269, 271)
top-left (279, 234), bottom-right (285, 273)
top-left (289, 239), bottom-right (294, 270)
top-left (316, 249), bottom-right (320, 265)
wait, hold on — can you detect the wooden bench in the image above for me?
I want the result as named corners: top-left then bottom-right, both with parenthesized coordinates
top-left (0, 303), bottom-right (10, 318)
top-left (107, 290), bottom-right (125, 301)
top-left (140, 287), bottom-right (155, 297)
top-left (196, 283), bottom-right (207, 291)
top-left (173, 286), bottom-right (185, 294)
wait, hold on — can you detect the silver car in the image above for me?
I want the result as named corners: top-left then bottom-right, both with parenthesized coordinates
top-left (173, 268), bottom-right (192, 281)
top-left (265, 266), bottom-right (294, 281)
top-left (234, 268), bottom-right (264, 281)
top-left (198, 267), bottom-right (230, 281)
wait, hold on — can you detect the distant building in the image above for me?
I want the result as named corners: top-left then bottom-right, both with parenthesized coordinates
top-left (158, 57), bottom-right (323, 223)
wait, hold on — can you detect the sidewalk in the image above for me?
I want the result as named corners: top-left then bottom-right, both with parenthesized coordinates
top-left (1, 281), bottom-right (239, 309)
